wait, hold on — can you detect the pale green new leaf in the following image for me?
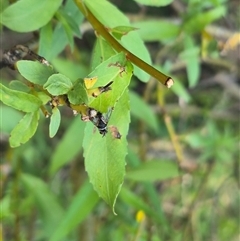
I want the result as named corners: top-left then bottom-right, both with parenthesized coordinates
top-left (21, 173), bottom-right (64, 237)
top-left (83, 89), bottom-right (130, 214)
top-left (0, 0), bottom-right (62, 32)
top-left (49, 107), bottom-right (61, 138)
top-left (44, 73), bottom-right (73, 95)
top-left (9, 111), bottom-right (40, 147)
top-left (17, 60), bottom-right (55, 86)
top-left (0, 83), bottom-right (42, 112)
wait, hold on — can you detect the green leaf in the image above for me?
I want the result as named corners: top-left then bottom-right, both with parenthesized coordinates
top-left (0, 105), bottom-right (23, 134)
top-left (126, 160), bottom-right (179, 181)
top-left (67, 79), bottom-right (89, 105)
top-left (89, 61), bottom-right (133, 113)
top-left (86, 52), bottom-right (127, 89)
top-left (0, 0), bottom-right (63, 32)
top-left (133, 0), bottom-right (174, 6)
top-left (129, 91), bottom-right (160, 133)
top-left (55, 9), bottom-right (75, 51)
top-left (9, 80), bottom-right (30, 92)
top-left (0, 195), bottom-right (12, 220)
top-left (111, 26), bottom-right (138, 40)
top-left (9, 111), bottom-right (39, 148)
top-left (64, 0), bottom-right (84, 27)
top-left (83, 89), bottom-right (130, 214)
top-left (21, 173), bottom-right (64, 237)
top-left (0, 83), bottom-right (42, 112)
top-left (49, 181), bottom-right (99, 241)
top-left (40, 23), bottom-right (68, 61)
top-left (40, 0), bottom-right (83, 59)
top-left (49, 107), bottom-right (61, 138)
top-left (132, 20), bottom-right (180, 42)
top-left (184, 6), bottom-right (226, 34)
top-left (39, 22), bottom-right (53, 58)
top-left (36, 92), bottom-right (52, 105)
top-left (179, 37), bottom-right (200, 87)
top-left (85, 0), bottom-right (151, 82)
top-left (49, 118), bottom-right (85, 175)
top-left (44, 73), bottom-right (73, 95)
top-left (17, 60), bottom-right (55, 86)
top-left (91, 37), bottom-right (117, 70)
top-left (58, 7), bottom-right (81, 37)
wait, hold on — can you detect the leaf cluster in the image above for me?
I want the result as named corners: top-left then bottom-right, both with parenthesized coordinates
top-left (1, 0), bottom-right (239, 241)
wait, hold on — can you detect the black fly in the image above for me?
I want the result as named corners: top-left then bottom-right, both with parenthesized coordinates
top-left (88, 108), bottom-right (112, 136)
top-left (82, 107), bottom-right (114, 137)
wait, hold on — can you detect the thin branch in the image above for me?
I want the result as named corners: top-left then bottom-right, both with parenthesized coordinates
top-left (74, 0), bottom-right (174, 88)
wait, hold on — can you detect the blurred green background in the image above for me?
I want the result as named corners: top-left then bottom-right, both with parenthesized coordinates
top-left (0, 0), bottom-right (239, 240)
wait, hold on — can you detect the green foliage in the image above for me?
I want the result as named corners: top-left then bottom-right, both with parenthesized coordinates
top-left (1, 0), bottom-right (238, 240)
top-left (0, 0), bottom-right (62, 32)
top-left (49, 107), bottom-right (61, 138)
top-left (85, 0), bottom-right (152, 82)
top-left (9, 111), bottom-right (40, 147)
top-left (49, 181), bottom-right (99, 241)
top-left (180, 36), bottom-right (200, 87)
top-left (133, 0), bottom-right (174, 6)
top-left (130, 91), bottom-right (160, 133)
top-left (185, 121), bottom-right (237, 162)
top-left (21, 173), bottom-right (65, 236)
top-left (86, 52), bottom-right (126, 89)
top-left (17, 60), bottom-right (55, 85)
top-left (111, 26), bottom-right (138, 40)
top-left (67, 78), bottom-right (88, 105)
top-left (84, 89), bottom-right (131, 213)
top-left (44, 73), bottom-right (73, 95)
top-left (49, 118), bottom-right (85, 175)
top-left (126, 160), bottom-right (179, 181)
top-left (2, 50), bottom-right (133, 212)
top-left (0, 83), bottom-right (42, 112)
top-left (133, 20), bottom-right (180, 43)
top-left (183, 5), bottom-right (226, 34)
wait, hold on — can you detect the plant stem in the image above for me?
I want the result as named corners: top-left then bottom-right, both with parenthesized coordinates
top-left (74, 0), bottom-right (174, 88)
